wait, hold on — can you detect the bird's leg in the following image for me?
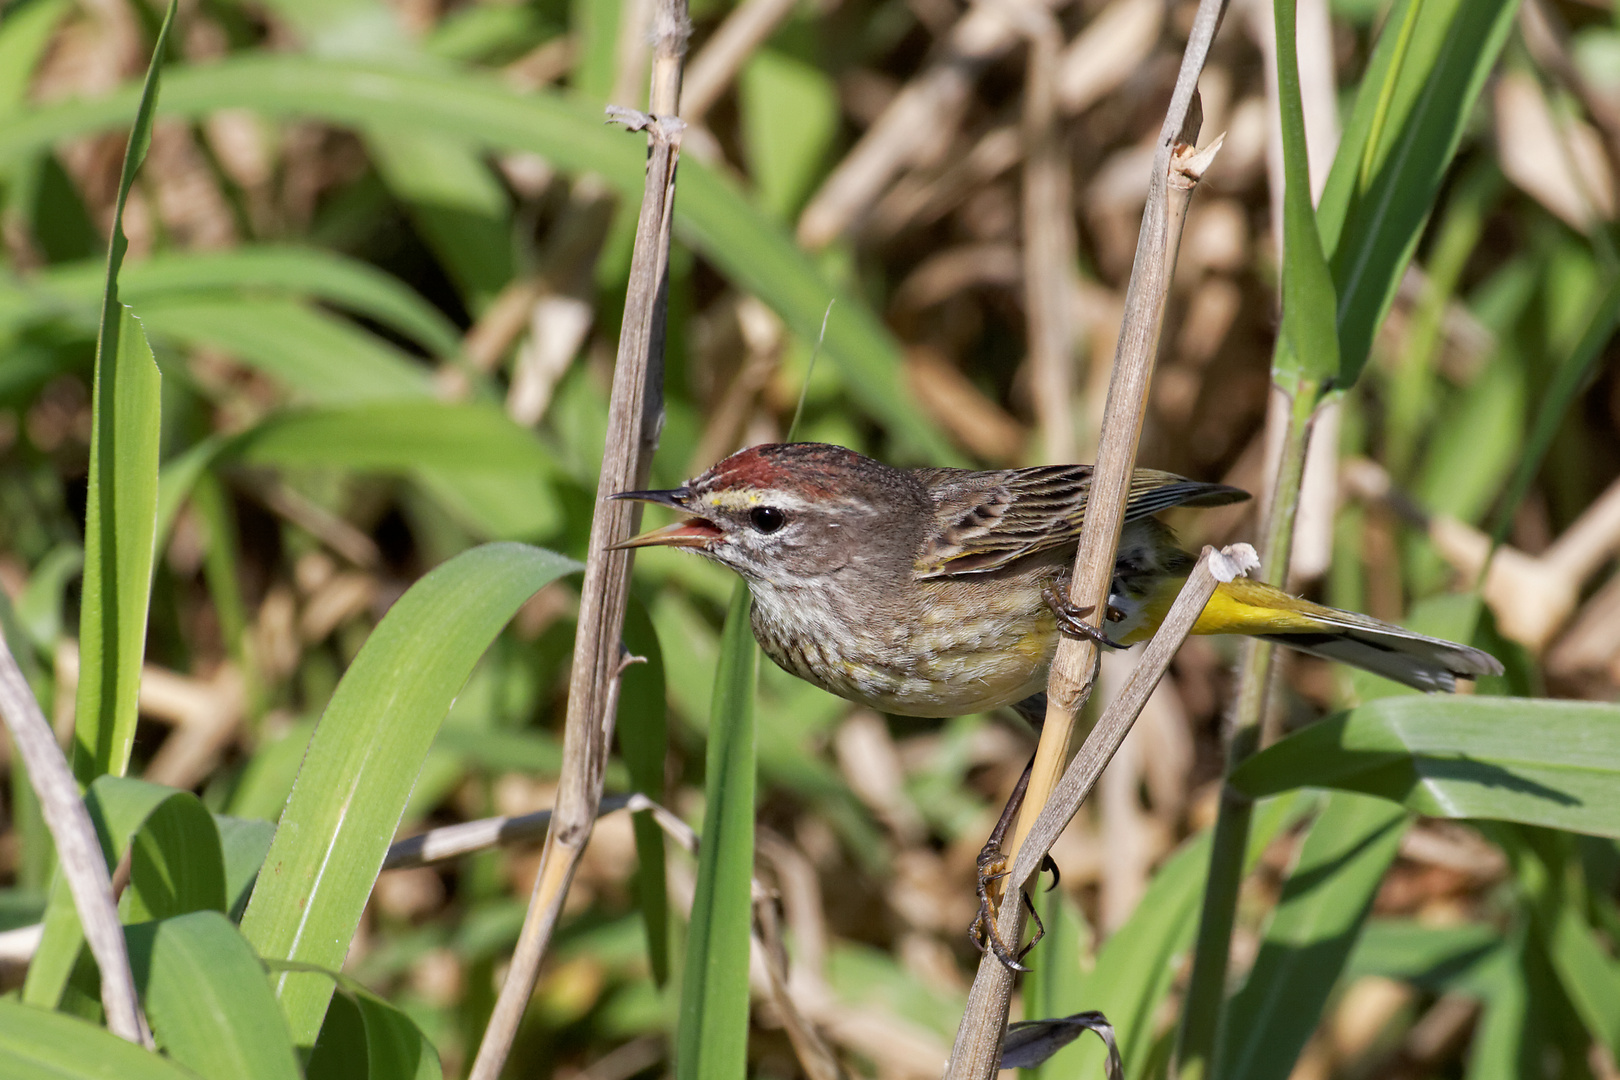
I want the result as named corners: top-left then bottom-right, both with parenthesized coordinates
top-left (970, 754), bottom-right (1060, 970)
top-left (1044, 569), bottom-right (1125, 650)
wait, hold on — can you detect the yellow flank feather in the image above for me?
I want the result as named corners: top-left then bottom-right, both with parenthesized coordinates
top-left (1120, 577), bottom-right (1332, 644)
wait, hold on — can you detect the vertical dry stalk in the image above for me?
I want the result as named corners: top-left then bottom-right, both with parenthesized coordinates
top-left (0, 639), bottom-right (149, 1046)
top-left (465, 5), bottom-right (689, 1077)
top-left (945, 544), bottom-right (1251, 1077)
top-left (943, 0), bottom-right (1230, 1073)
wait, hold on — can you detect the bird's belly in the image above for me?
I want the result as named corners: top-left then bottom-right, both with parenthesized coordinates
top-left (750, 583), bottom-right (1058, 718)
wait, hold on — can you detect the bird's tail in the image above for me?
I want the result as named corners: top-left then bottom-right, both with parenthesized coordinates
top-left (1191, 578), bottom-right (1503, 693)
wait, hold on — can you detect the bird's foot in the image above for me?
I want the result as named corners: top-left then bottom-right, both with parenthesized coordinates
top-left (1044, 572), bottom-right (1125, 650)
top-left (966, 756), bottom-right (1059, 971)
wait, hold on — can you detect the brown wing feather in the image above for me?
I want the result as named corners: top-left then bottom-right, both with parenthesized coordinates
top-left (912, 465), bottom-right (1247, 578)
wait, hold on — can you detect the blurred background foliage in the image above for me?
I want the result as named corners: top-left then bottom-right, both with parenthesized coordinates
top-left (1, 0), bottom-right (1619, 1075)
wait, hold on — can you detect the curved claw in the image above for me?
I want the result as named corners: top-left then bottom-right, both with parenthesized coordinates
top-left (1042, 580), bottom-right (1126, 650)
top-left (1040, 854), bottom-right (1061, 893)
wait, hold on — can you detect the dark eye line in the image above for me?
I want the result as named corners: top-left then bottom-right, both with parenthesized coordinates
top-left (750, 506), bottom-right (786, 533)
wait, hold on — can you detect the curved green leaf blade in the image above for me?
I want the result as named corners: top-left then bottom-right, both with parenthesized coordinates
top-left (72, 0), bottom-right (177, 785)
top-left (126, 912), bottom-right (300, 1080)
top-left (238, 543), bottom-right (579, 1043)
top-left (0, 56), bottom-right (954, 460)
top-left (1021, 887), bottom-right (1089, 1079)
top-left (73, 303), bottom-right (160, 783)
top-left (621, 598), bottom-right (669, 985)
top-left (0, 999), bottom-right (202, 1080)
top-left (225, 400), bottom-right (555, 476)
top-left (24, 777), bottom-right (225, 1010)
top-left (1069, 794), bottom-right (1306, 1079)
top-left (1270, 0), bottom-right (1338, 386)
top-left (1216, 794), bottom-right (1408, 1080)
top-left (0, 0), bottom-right (72, 117)
top-left (138, 296), bottom-right (433, 403)
top-left (213, 815), bottom-right (276, 921)
top-left (1315, 0), bottom-right (1518, 385)
top-left (676, 583), bottom-right (757, 1080)
top-left (35, 246), bottom-right (463, 359)
top-left (302, 966), bottom-right (444, 1080)
top-left (1229, 697), bottom-right (1620, 837)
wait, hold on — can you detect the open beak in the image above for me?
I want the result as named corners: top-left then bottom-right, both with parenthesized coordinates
top-left (609, 488), bottom-right (723, 550)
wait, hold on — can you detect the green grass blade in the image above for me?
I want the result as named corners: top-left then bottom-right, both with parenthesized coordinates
top-left (1271, 0), bottom-right (1338, 387)
top-left (1021, 887), bottom-right (1089, 1079)
top-left (267, 955), bottom-right (444, 1080)
top-left (36, 246), bottom-right (464, 359)
top-left (621, 598), bottom-right (670, 985)
top-left (212, 815), bottom-right (276, 921)
top-left (126, 912), bottom-right (300, 1080)
top-left (237, 543), bottom-right (578, 1044)
top-left (1548, 884), bottom-right (1620, 1058)
top-left (136, 296), bottom-right (433, 403)
top-left (71, 0), bottom-right (176, 785)
top-left (1347, 918), bottom-right (1504, 994)
top-left (224, 400), bottom-right (556, 476)
top-left (1230, 696), bottom-right (1620, 836)
top-left (0, 0), bottom-right (72, 116)
top-left (1464, 925), bottom-right (1534, 1080)
top-left (0, 56), bottom-right (955, 461)
top-left (1215, 794), bottom-right (1409, 1080)
top-left (24, 777), bottom-right (225, 1010)
top-left (1487, 274), bottom-right (1620, 547)
top-left (675, 582), bottom-right (757, 1080)
top-left (1315, 0), bottom-right (1518, 385)
top-left (1071, 793), bottom-right (1308, 1079)
top-left (0, 999), bottom-right (200, 1080)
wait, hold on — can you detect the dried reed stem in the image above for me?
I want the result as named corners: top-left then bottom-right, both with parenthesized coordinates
top-left (946, 543), bottom-right (1253, 1076)
top-left (465, 5), bottom-right (688, 1076)
top-left (0, 638), bottom-right (148, 1045)
top-left (943, 2), bottom-right (1230, 1073)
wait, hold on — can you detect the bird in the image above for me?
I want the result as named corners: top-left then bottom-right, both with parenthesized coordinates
top-left (613, 441), bottom-right (1503, 721)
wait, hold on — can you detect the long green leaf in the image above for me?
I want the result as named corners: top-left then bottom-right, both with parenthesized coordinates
top-left (225, 400), bottom-right (555, 475)
top-left (238, 543), bottom-right (578, 1044)
top-left (1270, 0), bottom-right (1338, 387)
top-left (0, 0), bottom-right (71, 117)
top-left (1216, 793), bottom-right (1408, 1080)
top-left (1230, 696), bottom-right (1620, 837)
top-left (126, 912), bottom-right (300, 1080)
top-left (1071, 793), bottom-right (1307, 1079)
top-left (71, 0), bottom-right (176, 783)
top-left (1488, 274), bottom-right (1620, 546)
top-left (1022, 887), bottom-right (1089, 1080)
top-left (23, 776), bottom-right (225, 1010)
top-left (676, 583), bottom-right (757, 1080)
top-left (137, 295), bottom-right (433, 403)
top-left (621, 598), bottom-right (670, 985)
top-left (301, 967), bottom-right (444, 1080)
top-left (1347, 918), bottom-right (1504, 995)
top-left (0, 56), bottom-right (955, 461)
top-left (33, 247), bottom-right (463, 358)
top-left (0, 999), bottom-right (201, 1080)
top-left (1314, 0), bottom-right (1519, 385)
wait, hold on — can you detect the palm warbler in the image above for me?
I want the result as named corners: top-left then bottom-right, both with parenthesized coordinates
top-left (615, 441), bottom-right (1502, 717)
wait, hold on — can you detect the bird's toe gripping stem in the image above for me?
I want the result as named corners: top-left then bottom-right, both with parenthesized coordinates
top-left (1043, 572), bottom-right (1125, 650)
top-left (968, 757), bottom-right (1061, 971)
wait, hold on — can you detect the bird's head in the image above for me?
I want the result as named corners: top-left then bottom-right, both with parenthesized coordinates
top-left (612, 442), bottom-right (922, 584)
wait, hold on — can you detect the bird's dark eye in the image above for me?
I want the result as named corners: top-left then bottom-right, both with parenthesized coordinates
top-left (750, 506), bottom-right (786, 533)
